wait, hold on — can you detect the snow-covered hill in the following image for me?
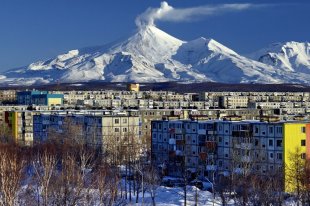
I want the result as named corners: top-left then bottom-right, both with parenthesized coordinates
top-left (1, 26), bottom-right (309, 85)
top-left (249, 41), bottom-right (310, 83)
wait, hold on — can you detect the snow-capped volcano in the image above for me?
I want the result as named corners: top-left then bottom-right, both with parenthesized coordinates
top-left (1, 26), bottom-right (309, 85)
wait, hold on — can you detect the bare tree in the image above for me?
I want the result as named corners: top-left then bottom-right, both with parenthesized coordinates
top-left (0, 123), bottom-right (13, 143)
top-left (32, 143), bottom-right (57, 206)
top-left (0, 144), bottom-right (25, 206)
top-left (301, 159), bottom-right (310, 205)
top-left (144, 164), bottom-right (161, 206)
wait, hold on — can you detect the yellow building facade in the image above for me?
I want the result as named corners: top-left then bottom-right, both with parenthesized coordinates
top-left (127, 83), bottom-right (140, 92)
top-left (283, 122), bottom-right (308, 192)
top-left (5, 111), bottom-right (35, 145)
top-left (47, 97), bottom-right (63, 106)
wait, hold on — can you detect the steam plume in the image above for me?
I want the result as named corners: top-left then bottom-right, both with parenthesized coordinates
top-left (136, 1), bottom-right (259, 27)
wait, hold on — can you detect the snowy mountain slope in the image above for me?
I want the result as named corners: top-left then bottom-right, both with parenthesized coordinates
top-left (0, 26), bottom-right (309, 85)
top-left (173, 38), bottom-right (290, 83)
top-left (249, 41), bottom-right (310, 82)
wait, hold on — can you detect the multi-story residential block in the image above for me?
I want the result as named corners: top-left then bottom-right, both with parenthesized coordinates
top-left (17, 90), bottom-right (64, 106)
top-left (94, 99), bottom-right (112, 108)
top-left (0, 90), bottom-right (16, 103)
top-left (219, 96), bottom-right (249, 109)
top-left (283, 123), bottom-right (308, 192)
top-left (4, 110), bottom-right (51, 145)
top-left (33, 113), bottom-right (141, 151)
top-left (151, 119), bottom-right (310, 192)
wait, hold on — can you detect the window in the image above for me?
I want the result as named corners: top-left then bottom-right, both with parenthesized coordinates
top-left (269, 152), bottom-right (274, 159)
top-left (122, 118), bottom-right (127, 124)
top-left (192, 124), bottom-right (196, 132)
top-left (186, 135), bottom-right (191, 141)
top-left (219, 125), bottom-right (223, 131)
top-left (114, 128), bottom-right (120, 132)
top-left (268, 139), bottom-right (274, 147)
top-left (269, 127), bottom-right (274, 133)
top-left (255, 127), bottom-right (259, 133)
top-left (301, 139), bottom-right (306, 146)
top-left (276, 140), bottom-right (282, 147)
top-left (255, 139), bottom-right (259, 146)
top-left (123, 128), bottom-right (127, 133)
top-left (158, 123), bottom-right (162, 130)
top-left (114, 119), bottom-right (119, 124)
top-left (276, 153), bottom-right (282, 160)
top-left (176, 135), bottom-right (182, 140)
top-left (301, 127), bottom-right (306, 133)
top-left (301, 153), bottom-right (306, 159)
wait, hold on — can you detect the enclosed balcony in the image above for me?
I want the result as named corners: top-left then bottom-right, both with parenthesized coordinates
top-left (206, 165), bottom-right (217, 171)
top-left (205, 141), bottom-right (217, 150)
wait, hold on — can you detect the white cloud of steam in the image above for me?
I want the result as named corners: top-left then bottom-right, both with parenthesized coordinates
top-left (136, 1), bottom-right (259, 27)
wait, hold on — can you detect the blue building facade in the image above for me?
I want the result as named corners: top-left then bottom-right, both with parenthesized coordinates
top-left (17, 91), bottom-right (64, 106)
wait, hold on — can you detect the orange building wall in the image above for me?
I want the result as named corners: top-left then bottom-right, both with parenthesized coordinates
top-left (306, 124), bottom-right (310, 159)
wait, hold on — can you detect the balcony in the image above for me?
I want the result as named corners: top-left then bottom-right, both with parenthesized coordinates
top-left (169, 138), bottom-right (176, 144)
top-left (176, 140), bottom-right (185, 145)
top-left (175, 150), bottom-right (184, 156)
top-left (198, 129), bottom-right (206, 135)
top-left (232, 131), bottom-right (252, 137)
top-left (206, 165), bottom-right (217, 171)
top-left (240, 143), bottom-right (253, 149)
top-left (241, 156), bottom-right (251, 162)
top-left (169, 151), bottom-right (176, 157)
top-left (207, 130), bottom-right (216, 135)
top-left (169, 128), bottom-right (183, 134)
top-left (205, 141), bottom-right (217, 150)
top-left (199, 152), bottom-right (207, 161)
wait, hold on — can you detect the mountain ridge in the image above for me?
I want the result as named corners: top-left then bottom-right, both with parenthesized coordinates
top-left (0, 25), bottom-right (309, 86)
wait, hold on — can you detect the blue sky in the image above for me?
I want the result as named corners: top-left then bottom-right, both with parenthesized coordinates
top-left (0, 0), bottom-right (309, 72)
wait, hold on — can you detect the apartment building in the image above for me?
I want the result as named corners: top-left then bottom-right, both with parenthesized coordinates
top-left (33, 113), bottom-right (141, 151)
top-left (4, 110), bottom-right (51, 145)
top-left (151, 119), bottom-right (310, 191)
top-left (0, 90), bottom-right (16, 103)
top-left (17, 91), bottom-right (64, 106)
top-left (219, 96), bottom-right (249, 109)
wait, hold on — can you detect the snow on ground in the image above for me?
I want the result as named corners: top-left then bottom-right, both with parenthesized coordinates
top-left (129, 186), bottom-right (234, 206)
